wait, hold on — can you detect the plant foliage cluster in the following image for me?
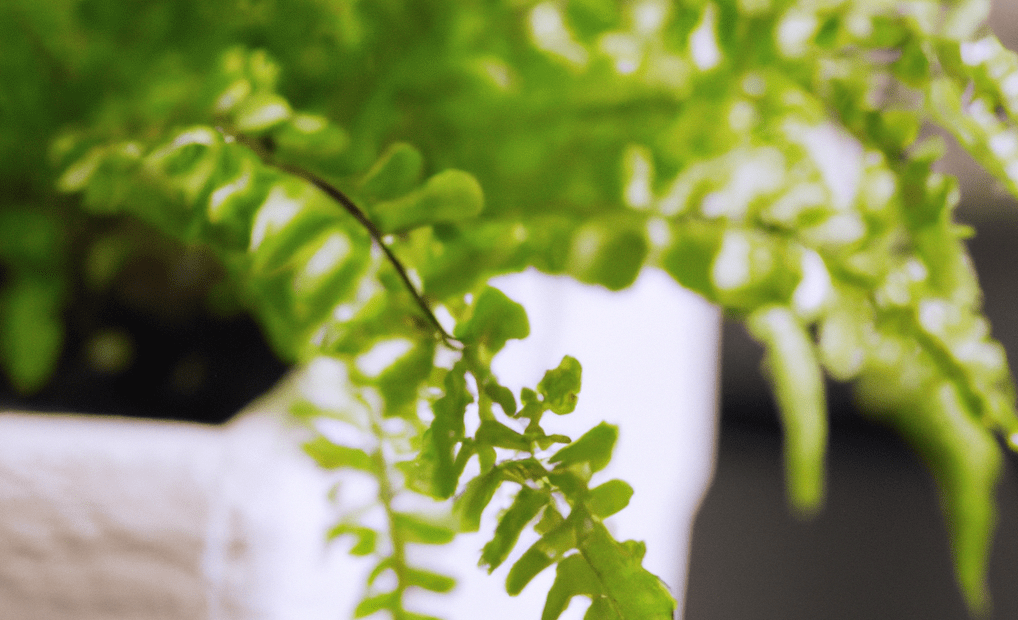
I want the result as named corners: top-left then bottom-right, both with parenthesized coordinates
top-left (4, 0), bottom-right (1018, 617)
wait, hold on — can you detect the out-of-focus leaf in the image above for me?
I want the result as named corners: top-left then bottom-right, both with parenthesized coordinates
top-left (359, 142), bottom-right (424, 201)
top-left (354, 591), bottom-right (399, 618)
top-left (327, 524), bottom-right (378, 556)
top-left (303, 436), bottom-right (375, 472)
top-left (392, 512), bottom-right (456, 545)
top-left (405, 566), bottom-right (456, 593)
top-left (748, 305), bottom-right (827, 515)
top-left (371, 169), bottom-right (483, 233)
top-left (542, 554), bottom-right (602, 620)
top-left (0, 277), bottom-right (64, 394)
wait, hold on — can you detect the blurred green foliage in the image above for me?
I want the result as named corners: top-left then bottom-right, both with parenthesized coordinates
top-left (4, 0), bottom-right (1018, 617)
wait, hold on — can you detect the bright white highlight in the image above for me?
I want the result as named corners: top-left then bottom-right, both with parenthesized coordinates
top-left (712, 231), bottom-right (752, 291)
top-left (355, 339), bottom-right (413, 378)
top-left (633, 0), bottom-right (668, 35)
top-left (777, 11), bottom-right (818, 58)
top-left (623, 146), bottom-right (654, 209)
top-left (690, 4), bottom-right (721, 71)
top-left (960, 37), bottom-right (996, 66)
top-left (701, 148), bottom-right (785, 220)
top-left (249, 185), bottom-right (303, 252)
top-left (530, 3), bottom-right (589, 66)
top-left (787, 121), bottom-right (863, 211)
top-left (292, 114), bottom-right (328, 134)
top-left (172, 127), bottom-right (218, 148)
top-left (208, 165), bottom-right (253, 220)
top-left (793, 250), bottom-right (831, 318)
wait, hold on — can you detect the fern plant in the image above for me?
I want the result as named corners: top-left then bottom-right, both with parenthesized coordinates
top-left (3, 0), bottom-right (1018, 617)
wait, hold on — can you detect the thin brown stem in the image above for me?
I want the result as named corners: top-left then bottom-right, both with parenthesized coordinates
top-left (223, 128), bottom-right (460, 348)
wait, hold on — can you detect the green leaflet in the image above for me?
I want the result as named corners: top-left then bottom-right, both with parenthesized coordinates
top-left (404, 567), bottom-right (457, 593)
top-left (549, 423), bottom-right (618, 475)
top-left (538, 356), bottom-right (582, 415)
top-left (748, 305), bottom-right (827, 515)
top-left (370, 169), bottom-right (484, 234)
top-left (302, 436), bottom-right (374, 473)
top-left (506, 519), bottom-right (576, 596)
top-left (354, 591), bottom-right (400, 618)
top-left (575, 523), bottom-right (675, 620)
top-left (567, 220), bottom-right (648, 292)
top-left (484, 381), bottom-right (518, 417)
top-left (858, 376), bottom-right (1001, 614)
top-left (454, 467), bottom-right (505, 533)
top-left (476, 420), bottom-right (531, 452)
top-left (391, 512), bottom-right (457, 545)
top-left (358, 142), bottom-right (424, 202)
top-left (587, 480), bottom-right (633, 519)
top-left (428, 363), bottom-right (472, 498)
top-left (542, 555), bottom-right (603, 620)
top-left (480, 486), bottom-right (550, 572)
top-left (453, 286), bottom-right (530, 353)
top-left (327, 524), bottom-right (378, 556)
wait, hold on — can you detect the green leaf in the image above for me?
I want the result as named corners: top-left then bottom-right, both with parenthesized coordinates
top-left (454, 468), bottom-right (505, 532)
top-left (392, 512), bottom-right (456, 545)
top-left (748, 306), bottom-right (827, 515)
top-left (358, 142), bottom-right (424, 201)
top-left (233, 92), bottom-right (293, 133)
top-left (327, 524), bottom-right (378, 556)
top-left (584, 597), bottom-right (622, 620)
top-left (568, 223), bottom-right (648, 291)
top-left (354, 591), bottom-right (400, 618)
top-left (428, 364), bottom-right (473, 498)
top-left (506, 519), bottom-right (576, 595)
top-left (453, 286), bottom-right (529, 353)
top-left (576, 522), bottom-right (675, 619)
top-left (538, 355), bottom-right (582, 415)
top-left (405, 566), bottom-right (456, 593)
top-left (302, 436), bottom-right (375, 472)
top-left (0, 277), bottom-right (64, 394)
top-left (371, 169), bottom-right (484, 233)
top-left (549, 422), bottom-right (618, 474)
top-left (660, 220), bottom-right (724, 301)
top-left (859, 379), bottom-right (1001, 615)
top-left (476, 420), bottom-right (531, 451)
top-left (480, 486), bottom-right (550, 572)
top-left (587, 479), bottom-right (634, 519)
top-left (376, 341), bottom-right (436, 417)
top-left (485, 381), bottom-right (518, 416)
top-left (542, 554), bottom-right (603, 620)
top-left (507, 546), bottom-right (557, 597)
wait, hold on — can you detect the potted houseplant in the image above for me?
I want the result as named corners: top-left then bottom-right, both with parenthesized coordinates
top-left (2, 0), bottom-right (1016, 618)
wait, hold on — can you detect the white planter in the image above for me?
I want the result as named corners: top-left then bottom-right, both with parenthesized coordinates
top-left (0, 268), bottom-right (720, 620)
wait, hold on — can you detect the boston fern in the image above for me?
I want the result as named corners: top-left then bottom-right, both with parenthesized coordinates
top-left (3, 0), bottom-right (1018, 617)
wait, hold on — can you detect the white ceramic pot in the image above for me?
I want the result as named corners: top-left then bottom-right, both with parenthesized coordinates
top-left (0, 267), bottom-right (720, 620)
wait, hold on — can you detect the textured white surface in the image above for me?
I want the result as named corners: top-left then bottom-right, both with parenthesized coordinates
top-left (0, 409), bottom-right (351, 620)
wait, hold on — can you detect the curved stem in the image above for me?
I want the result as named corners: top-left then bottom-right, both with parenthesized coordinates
top-left (224, 129), bottom-right (460, 348)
